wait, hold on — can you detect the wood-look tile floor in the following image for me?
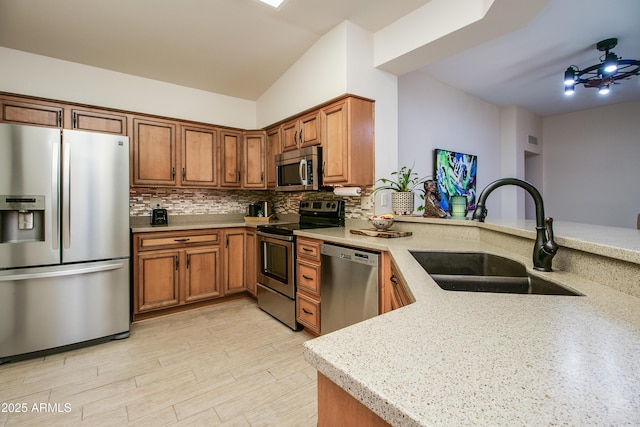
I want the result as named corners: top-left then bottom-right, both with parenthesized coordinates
top-left (0, 298), bottom-right (318, 426)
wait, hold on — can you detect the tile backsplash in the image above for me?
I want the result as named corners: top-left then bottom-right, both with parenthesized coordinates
top-left (130, 187), bottom-right (373, 219)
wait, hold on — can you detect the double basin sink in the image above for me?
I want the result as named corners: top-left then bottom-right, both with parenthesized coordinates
top-left (410, 251), bottom-right (581, 296)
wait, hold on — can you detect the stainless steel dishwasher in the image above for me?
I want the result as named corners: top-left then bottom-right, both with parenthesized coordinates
top-left (320, 243), bottom-right (379, 334)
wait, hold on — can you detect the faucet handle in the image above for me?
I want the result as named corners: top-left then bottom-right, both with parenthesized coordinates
top-left (543, 217), bottom-right (559, 255)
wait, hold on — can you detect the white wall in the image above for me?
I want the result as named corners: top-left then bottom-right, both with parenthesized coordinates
top-left (398, 70), bottom-right (501, 215)
top-left (256, 23), bottom-right (348, 127)
top-left (543, 101), bottom-right (640, 229)
top-left (0, 47), bottom-right (256, 129)
top-left (499, 105), bottom-right (543, 220)
top-left (257, 21), bottom-right (399, 212)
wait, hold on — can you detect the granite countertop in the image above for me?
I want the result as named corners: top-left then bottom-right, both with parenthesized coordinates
top-left (298, 220), bottom-right (640, 426)
top-left (129, 213), bottom-right (298, 233)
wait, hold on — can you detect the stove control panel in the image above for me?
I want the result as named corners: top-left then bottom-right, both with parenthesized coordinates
top-left (299, 200), bottom-right (343, 213)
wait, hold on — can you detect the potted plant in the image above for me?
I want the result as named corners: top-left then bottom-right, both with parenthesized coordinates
top-left (372, 165), bottom-right (430, 215)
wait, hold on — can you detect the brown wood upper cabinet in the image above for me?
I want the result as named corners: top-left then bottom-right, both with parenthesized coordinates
top-left (0, 97), bottom-right (63, 128)
top-left (220, 129), bottom-right (243, 188)
top-left (0, 95), bottom-right (128, 134)
top-left (70, 108), bottom-right (127, 135)
top-left (320, 97), bottom-right (374, 187)
top-left (132, 117), bottom-right (178, 186)
top-left (181, 125), bottom-right (218, 187)
top-left (243, 130), bottom-right (266, 189)
top-left (282, 110), bottom-right (320, 152)
top-left (265, 126), bottom-right (281, 189)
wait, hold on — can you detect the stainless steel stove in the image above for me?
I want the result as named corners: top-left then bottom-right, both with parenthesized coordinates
top-left (255, 200), bottom-right (344, 330)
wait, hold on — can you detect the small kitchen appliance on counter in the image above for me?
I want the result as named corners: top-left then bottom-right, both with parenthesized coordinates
top-left (151, 207), bottom-right (168, 226)
top-left (255, 200), bottom-right (344, 330)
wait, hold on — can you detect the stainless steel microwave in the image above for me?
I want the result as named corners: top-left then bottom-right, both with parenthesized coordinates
top-left (275, 146), bottom-right (322, 191)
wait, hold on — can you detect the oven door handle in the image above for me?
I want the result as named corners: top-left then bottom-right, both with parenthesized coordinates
top-left (299, 158), bottom-right (308, 186)
top-left (256, 231), bottom-right (295, 242)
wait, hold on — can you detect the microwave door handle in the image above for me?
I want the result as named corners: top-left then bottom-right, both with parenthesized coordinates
top-left (299, 158), bottom-right (308, 186)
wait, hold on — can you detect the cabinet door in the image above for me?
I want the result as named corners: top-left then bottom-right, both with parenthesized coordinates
top-left (137, 251), bottom-right (180, 312)
top-left (298, 111), bottom-right (320, 147)
top-left (243, 131), bottom-right (266, 189)
top-left (220, 129), bottom-right (242, 188)
top-left (224, 230), bottom-right (246, 294)
top-left (265, 126), bottom-right (281, 189)
top-left (1, 99), bottom-right (63, 128)
top-left (132, 118), bottom-right (177, 186)
top-left (296, 293), bottom-right (320, 334)
top-left (71, 109), bottom-right (127, 135)
top-left (245, 229), bottom-right (257, 297)
top-left (281, 119), bottom-right (298, 152)
top-left (297, 258), bottom-right (320, 297)
top-left (321, 101), bottom-right (349, 184)
top-left (181, 125), bottom-right (218, 187)
top-left (185, 246), bottom-right (222, 302)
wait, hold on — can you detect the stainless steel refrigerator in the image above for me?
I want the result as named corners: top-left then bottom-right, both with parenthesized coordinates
top-left (0, 123), bottom-right (130, 363)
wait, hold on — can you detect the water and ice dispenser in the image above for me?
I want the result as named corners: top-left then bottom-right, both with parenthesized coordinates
top-left (0, 196), bottom-right (46, 243)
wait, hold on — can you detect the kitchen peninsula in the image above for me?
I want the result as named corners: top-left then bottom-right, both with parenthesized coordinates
top-left (299, 217), bottom-right (640, 426)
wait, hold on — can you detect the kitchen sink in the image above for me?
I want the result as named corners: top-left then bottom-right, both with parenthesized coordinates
top-left (409, 251), bottom-right (581, 296)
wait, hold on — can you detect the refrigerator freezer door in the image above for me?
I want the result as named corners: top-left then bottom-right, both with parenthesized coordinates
top-left (0, 260), bottom-right (130, 361)
top-left (62, 130), bottom-right (130, 263)
top-left (0, 124), bottom-right (60, 269)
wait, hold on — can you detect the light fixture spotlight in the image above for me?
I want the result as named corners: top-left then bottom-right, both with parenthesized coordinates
top-left (258, 0), bottom-right (285, 8)
top-left (562, 38), bottom-right (639, 96)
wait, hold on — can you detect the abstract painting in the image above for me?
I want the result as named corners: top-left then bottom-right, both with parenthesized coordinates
top-left (434, 148), bottom-right (477, 212)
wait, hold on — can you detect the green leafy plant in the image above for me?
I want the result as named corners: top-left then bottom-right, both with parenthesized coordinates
top-left (372, 165), bottom-right (430, 193)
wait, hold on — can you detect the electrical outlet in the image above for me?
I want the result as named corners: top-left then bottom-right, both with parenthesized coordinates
top-left (361, 195), bottom-right (374, 210)
top-left (150, 197), bottom-right (162, 208)
top-left (381, 193), bottom-right (388, 207)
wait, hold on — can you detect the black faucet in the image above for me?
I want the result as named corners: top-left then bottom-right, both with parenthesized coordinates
top-left (472, 178), bottom-right (558, 272)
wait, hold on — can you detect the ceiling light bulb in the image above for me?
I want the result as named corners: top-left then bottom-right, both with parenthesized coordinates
top-left (564, 84), bottom-right (575, 95)
top-left (563, 67), bottom-right (576, 86)
top-left (603, 53), bottom-right (618, 73)
top-left (598, 83), bottom-right (611, 95)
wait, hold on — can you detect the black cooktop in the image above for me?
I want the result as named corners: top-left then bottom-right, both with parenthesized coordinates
top-left (257, 200), bottom-right (345, 236)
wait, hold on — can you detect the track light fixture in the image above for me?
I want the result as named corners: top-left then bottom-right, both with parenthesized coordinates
top-left (563, 38), bottom-right (639, 96)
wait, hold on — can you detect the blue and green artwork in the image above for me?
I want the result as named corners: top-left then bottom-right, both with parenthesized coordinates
top-left (434, 148), bottom-right (477, 212)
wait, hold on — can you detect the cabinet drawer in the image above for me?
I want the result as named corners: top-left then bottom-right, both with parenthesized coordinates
top-left (296, 293), bottom-right (320, 334)
top-left (297, 259), bottom-right (320, 296)
top-left (139, 232), bottom-right (220, 250)
top-left (297, 237), bottom-right (321, 261)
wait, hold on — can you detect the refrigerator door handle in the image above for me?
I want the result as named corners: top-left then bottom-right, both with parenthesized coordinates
top-left (62, 141), bottom-right (71, 249)
top-left (52, 139), bottom-right (60, 250)
top-left (0, 260), bottom-right (126, 282)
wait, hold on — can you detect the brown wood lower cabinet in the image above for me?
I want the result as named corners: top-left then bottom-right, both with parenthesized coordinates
top-left (223, 229), bottom-right (246, 295)
top-left (245, 229), bottom-right (257, 296)
top-left (318, 373), bottom-right (391, 427)
top-left (133, 229), bottom-right (234, 321)
top-left (296, 237), bottom-right (323, 334)
top-left (380, 252), bottom-right (413, 313)
top-left (136, 250), bottom-right (181, 312)
top-left (184, 246), bottom-right (223, 302)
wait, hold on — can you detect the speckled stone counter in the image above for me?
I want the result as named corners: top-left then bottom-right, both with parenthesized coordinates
top-left (129, 213), bottom-right (298, 233)
top-left (299, 219), bottom-right (640, 426)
